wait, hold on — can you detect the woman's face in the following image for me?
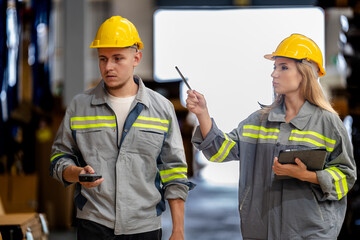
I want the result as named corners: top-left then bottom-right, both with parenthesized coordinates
top-left (271, 57), bottom-right (303, 95)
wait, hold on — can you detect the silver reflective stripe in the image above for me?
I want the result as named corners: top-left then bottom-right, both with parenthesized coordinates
top-left (209, 132), bottom-right (235, 163)
top-left (289, 130), bottom-right (335, 152)
top-left (135, 119), bottom-right (168, 128)
top-left (325, 167), bottom-right (348, 199)
top-left (242, 125), bottom-right (279, 139)
top-left (70, 116), bottom-right (116, 130)
top-left (71, 119), bottom-right (116, 126)
top-left (132, 116), bottom-right (169, 131)
top-left (159, 167), bottom-right (188, 183)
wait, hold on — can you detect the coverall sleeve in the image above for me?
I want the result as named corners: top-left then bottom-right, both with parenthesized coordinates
top-left (191, 119), bottom-right (240, 163)
top-left (49, 106), bottom-right (81, 187)
top-left (314, 115), bottom-right (357, 201)
top-left (159, 104), bottom-right (194, 201)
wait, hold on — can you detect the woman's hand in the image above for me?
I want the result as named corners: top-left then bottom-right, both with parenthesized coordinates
top-left (186, 90), bottom-right (212, 138)
top-left (273, 157), bottom-right (307, 178)
top-left (186, 90), bottom-right (208, 117)
top-left (272, 157), bottom-right (319, 184)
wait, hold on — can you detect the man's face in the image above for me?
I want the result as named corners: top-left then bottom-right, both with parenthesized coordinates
top-left (98, 47), bottom-right (142, 92)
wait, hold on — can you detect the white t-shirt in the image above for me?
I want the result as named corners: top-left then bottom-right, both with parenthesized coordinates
top-left (107, 94), bottom-right (136, 140)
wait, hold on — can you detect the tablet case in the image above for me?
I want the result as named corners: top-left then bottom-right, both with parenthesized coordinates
top-left (275, 148), bottom-right (327, 180)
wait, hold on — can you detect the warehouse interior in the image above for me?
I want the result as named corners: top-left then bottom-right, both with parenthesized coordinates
top-left (1, 0), bottom-right (360, 239)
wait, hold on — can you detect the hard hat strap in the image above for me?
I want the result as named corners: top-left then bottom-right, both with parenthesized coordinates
top-left (127, 44), bottom-right (139, 52)
top-left (301, 59), bottom-right (319, 78)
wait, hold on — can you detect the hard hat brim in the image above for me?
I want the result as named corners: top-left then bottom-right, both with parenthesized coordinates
top-left (264, 54), bottom-right (275, 60)
top-left (264, 53), bottom-right (326, 77)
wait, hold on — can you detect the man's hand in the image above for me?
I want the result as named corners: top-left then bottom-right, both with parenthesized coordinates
top-left (168, 199), bottom-right (185, 240)
top-left (170, 230), bottom-right (184, 240)
top-left (63, 165), bottom-right (104, 188)
top-left (79, 165), bottom-right (104, 188)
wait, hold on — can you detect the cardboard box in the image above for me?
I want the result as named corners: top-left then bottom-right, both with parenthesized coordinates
top-left (35, 136), bottom-right (75, 229)
top-left (0, 174), bottom-right (38, 213)
top-left (0, 176), bottom-right (8, 212)
top-left (0, 197), bottom-right (4, 216)
top-left (0, 213), bottom-right (48, 240)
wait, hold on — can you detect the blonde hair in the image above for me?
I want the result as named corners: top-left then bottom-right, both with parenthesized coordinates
top-left (260, 60), bottom-right (338, 116)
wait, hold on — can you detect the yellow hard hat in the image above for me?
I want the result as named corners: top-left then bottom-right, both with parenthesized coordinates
top-left (90, 16), bottom-right (143, 50)
top-left (264, 34), bottom-right (325, 77)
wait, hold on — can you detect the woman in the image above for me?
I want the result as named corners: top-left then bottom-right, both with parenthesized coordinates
top-left (186, 34), bottom-right (357, 239)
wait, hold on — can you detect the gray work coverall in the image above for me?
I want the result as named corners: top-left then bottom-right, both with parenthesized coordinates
top-left (50, 77), bottom-right (193, 235)
top-left (192, 101), bottom-right (356, 240)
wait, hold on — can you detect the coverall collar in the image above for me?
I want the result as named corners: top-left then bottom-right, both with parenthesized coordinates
top-left (268, 100), bottom-right (316, 130)
top-left (91, 76), bottom-right (150, 109)
top-left (133, 75), bottom-right (150, 109)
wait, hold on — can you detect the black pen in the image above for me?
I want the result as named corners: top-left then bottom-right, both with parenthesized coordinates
top-left (175, 66), bottom-right (192, 90)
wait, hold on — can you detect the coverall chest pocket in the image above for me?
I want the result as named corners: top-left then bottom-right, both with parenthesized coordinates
top-left (137, 129), bottom-right (165, 150)
top-left (74, 128), bottom-right (117, 159)
top-left (124, 128), bottom-right (165, 158)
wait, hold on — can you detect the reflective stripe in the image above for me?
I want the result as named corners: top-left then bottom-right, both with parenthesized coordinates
top-left (242, 125), bottom-right (279, 139)
top-left (160, 167), bottom-right (187, 183)
top-left (50, 153), bottom-right (66, 162)
top-left (132, 115), bottom-right (169, 132)
top-left (289, 130), bottom-right (335, 152)
top-left (325, 167), bottom-right (348, 199)
top-left (71, 116), bottom-right (116, 129)
top-left (210, 132), bottom-right (236, 163)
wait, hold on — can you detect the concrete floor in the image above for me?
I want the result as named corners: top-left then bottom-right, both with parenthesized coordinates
top-left (48, 179), bottom-right (242, 240)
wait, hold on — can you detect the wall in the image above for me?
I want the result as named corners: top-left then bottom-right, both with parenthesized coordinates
top-left (109, 0), bottom-right (155, 80)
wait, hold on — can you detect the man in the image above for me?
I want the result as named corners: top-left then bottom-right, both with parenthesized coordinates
top-left (50, 16), bottom-right (193, 240)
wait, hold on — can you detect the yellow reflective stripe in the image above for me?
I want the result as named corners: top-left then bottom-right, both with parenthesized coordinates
top-left (324, 169), bottom-right (342, 199)
top-left (137, 116), bottom-right (169, 124)
top-left (71, 116), bottom-right (116, 129)
top-left (132, 123), bottom-right (168, 131)
top-left (160, 167), bottom-right (187, 183)
top-left (325, 167), bottom-right (348, 199)
top-left (50, 153), bottom-right (66, 162)
top-left (242, 125), bottom-right (279, 139)
top-left (291, 130), bottom-right (335, 144)
top-left (289, 136), bottom-right (329, 148)
top-left (72, 123), bottom-right (116, 129)
top-left (243, 133), bottom-right (278, 139)
top-left (159, 167), bottom-right (187, 176)
top-left (133, 116), bottom-right (169, 132)
top-left (289, 130), bottom-right (335, 152)
top-left (244, 125), bottom-right (279, 133)
top-left (210, 132), bottom-right (236, 162)
top-left (329, 167), bottom-right (348, 198)
top-left (219, 140), bottom-right (236, 163)
top-left (161, 174), bottom-right (188, 183)
top-left (71, 116), bottom-right (116, 121)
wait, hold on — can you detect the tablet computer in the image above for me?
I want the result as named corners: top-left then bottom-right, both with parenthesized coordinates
top-left (276, 147), bottom-right (327, 179)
